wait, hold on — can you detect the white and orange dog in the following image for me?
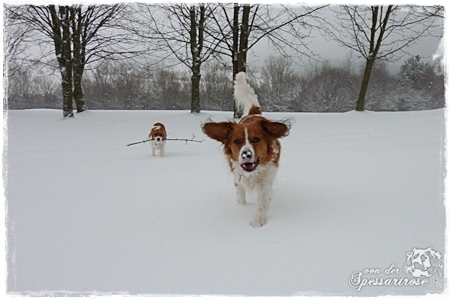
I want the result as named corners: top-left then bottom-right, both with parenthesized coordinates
top-left (149, 122), bottom-right (167, 157)
top-left (202, 72), bottom-right (291, 227)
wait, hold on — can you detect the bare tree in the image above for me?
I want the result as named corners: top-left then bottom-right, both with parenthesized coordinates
top-left (132, 3), bottom-right (220, 113)
top-left (211, 4), bottom-right (327, 76)
top-left (3, 8), bottom-right (31, 78)
top-left (209, 4), bottom-right (327, 116)
top-left (325, 5), bottom-right (443, 111)
top-left (6, 4), bottom-right (139, 117)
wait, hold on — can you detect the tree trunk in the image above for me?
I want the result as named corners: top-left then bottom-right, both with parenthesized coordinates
top-left (232, 4), bottom-right (251, 118)
top-left (355, 6), bottom-right (391, 112)
top-left (238, 5), bottom-right (250, 74)
top-left (73, 67), bottom-right (86, 113)
top-left (191, 71), bottom-right (201, 113)
top-left (60, 6), bottom-right (74, 118)
top-left (232, 4), bottom-right (241, 118)
top-left (232, 4), bottom-right (239, 79)
top-left (71, 6), bottom-right (87, 113)
top-left (189, 5), bottom-right (203, 113)
top-left (49, 5), bottom-right (73, 118)
top-left (356, 57), bottom-right (376, 111)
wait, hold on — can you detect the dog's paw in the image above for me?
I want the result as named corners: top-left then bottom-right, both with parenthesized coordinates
top-left (236, 193), bottom-right (246, 205)
top-left (251, 216), bottom-right (266, 228)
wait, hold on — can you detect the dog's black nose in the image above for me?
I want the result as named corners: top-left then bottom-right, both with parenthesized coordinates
top-left (157, 137), bottom-right (161, 141)
top-left (242, 150), bottom-right (252, 161)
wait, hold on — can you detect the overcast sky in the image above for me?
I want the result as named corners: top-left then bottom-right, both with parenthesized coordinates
top-left (3, 0), bottom-right (446, 75)
top-left (246, 4), bottom-right (444, 74)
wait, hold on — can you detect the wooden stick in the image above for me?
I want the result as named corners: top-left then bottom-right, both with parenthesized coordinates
top-left (126, 139), bottom-right (152, 146)
top-left (127, 135), bottom-right (204, 146)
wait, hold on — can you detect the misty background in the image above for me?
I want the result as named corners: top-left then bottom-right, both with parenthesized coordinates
top-left (3, 3), bottom-right (445, 113)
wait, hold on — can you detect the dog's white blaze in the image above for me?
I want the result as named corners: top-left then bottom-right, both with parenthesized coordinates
top-left (244, 126), bottom-right (251, 151)
top-left (244, 126), bottom-right (249, 144)
top-left (239, 126), bottom-right (255, 165)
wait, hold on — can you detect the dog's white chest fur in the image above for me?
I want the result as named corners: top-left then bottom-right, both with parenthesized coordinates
top-left (231, 160), bottom-right (278, 227)
top-left (151, 140), bottom-right (166, 157)
top-left (232, 160), bottom-right (277, 189)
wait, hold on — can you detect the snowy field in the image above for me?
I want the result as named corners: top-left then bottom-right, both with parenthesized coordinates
top-left (3, 108), bottom-right (446, 296)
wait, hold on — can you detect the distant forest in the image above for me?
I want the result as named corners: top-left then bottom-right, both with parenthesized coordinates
top-left (6, 55), bottom-right (444, 112)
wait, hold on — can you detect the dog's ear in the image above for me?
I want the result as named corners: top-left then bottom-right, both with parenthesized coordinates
top-left (202, 121), bottom-right (234, 143)
top-left (261, 119), bottom-right (292, 139)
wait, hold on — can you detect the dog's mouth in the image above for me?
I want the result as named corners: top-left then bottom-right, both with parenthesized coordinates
top-left (241, 159), bottom-right (259, 172)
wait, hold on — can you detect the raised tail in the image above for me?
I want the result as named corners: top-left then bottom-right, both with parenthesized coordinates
top-left (234, 72), bottom-right (261, 117)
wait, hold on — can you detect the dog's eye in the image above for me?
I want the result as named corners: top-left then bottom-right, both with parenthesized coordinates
top-left (234, 139), bottom-right (241, 145)
top-left (252, 137), bottom-right (260, 143)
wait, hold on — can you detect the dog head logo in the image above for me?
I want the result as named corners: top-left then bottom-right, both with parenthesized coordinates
top-left (404, 248), bottom-right (443, 278)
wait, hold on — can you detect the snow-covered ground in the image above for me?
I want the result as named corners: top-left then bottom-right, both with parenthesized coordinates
top-left (3, 108), bottom-right (446, 296)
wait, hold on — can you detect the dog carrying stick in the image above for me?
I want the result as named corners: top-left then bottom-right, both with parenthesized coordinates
top-left (127, 135), bottom-right (204, 146)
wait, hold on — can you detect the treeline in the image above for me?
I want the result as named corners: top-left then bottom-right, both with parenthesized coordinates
top-left (5, 4), bottom-right (443, 115)
top-left (6, 55), bottom-right (444, 112)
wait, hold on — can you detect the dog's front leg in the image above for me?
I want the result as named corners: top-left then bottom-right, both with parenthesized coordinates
top-left (251, 183), bottom-right (273, 228)
top-left (233, 174), bottom-right (246, 205)
top-left (160, 143), bottom-right (165, 157)
top-left (235, 183), bottom-right (246, 205)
